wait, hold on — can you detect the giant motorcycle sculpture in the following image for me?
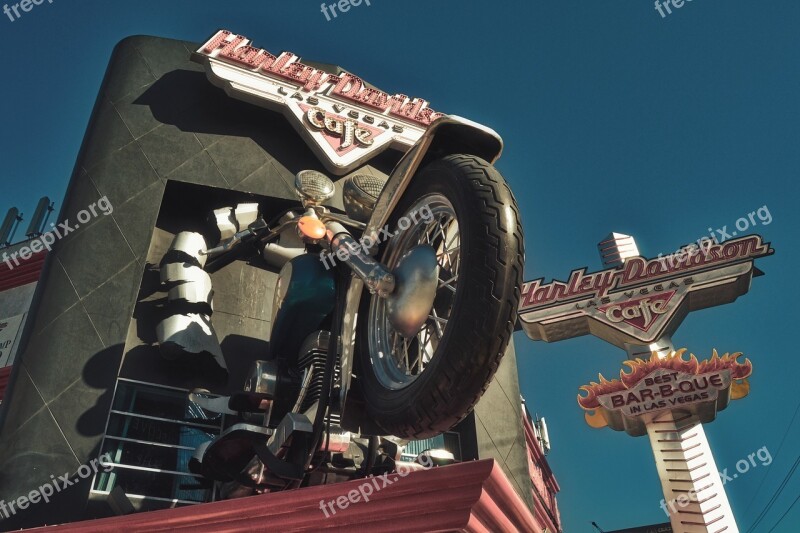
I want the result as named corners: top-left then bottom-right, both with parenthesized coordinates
top-left (155, 30), bottom-right (525, 498)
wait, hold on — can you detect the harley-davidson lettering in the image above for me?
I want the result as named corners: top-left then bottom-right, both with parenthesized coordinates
top-left (518, 234), bottom-right (772, 346)
top-left (193, 29), bottom-right (444, 174)
top-left (199, 30), bottom-right (443, 127)
top-left (520, 234), bottom-right (771, 312)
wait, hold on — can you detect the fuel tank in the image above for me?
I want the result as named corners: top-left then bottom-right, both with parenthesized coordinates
top-left (269, 252), bottom-right (336, 361)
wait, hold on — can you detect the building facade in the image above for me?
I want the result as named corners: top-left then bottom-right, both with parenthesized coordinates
top-left (0, 34), bottom-right (560, 531)
top-left (0, 241), bottom-right (47, 403)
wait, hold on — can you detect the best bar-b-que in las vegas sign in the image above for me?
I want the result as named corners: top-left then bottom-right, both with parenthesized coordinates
top-left (193, 30), bottom-right (445, 175)
top-left (577, 348), bottom-right (753, 436)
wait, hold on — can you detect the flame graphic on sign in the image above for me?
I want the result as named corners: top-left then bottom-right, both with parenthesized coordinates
top-left (577, 348), bottom-right (752, 410)
top-left (576, 374), bottom-right (627, 410)
top-left (697, 349), bottom-right (753, 379)
top-left (619, 348), bottom-right (698, 388)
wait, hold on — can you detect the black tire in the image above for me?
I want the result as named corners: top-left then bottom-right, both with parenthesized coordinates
top-left (355, 154), bottom-right (525, 439)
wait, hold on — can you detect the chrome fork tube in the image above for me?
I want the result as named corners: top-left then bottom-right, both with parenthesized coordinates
top-left (325, 221), bottom-right (395, 297)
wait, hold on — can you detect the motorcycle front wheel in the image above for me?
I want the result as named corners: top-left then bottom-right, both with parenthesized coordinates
top-left (355, 154), bottom-right (525, 439)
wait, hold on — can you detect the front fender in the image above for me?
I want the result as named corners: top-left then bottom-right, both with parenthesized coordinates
top-left (338, 115), bottom-right (503, 432)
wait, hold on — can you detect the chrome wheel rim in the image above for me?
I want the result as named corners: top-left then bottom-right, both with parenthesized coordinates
top-left (367, 194), bottom-right (461, 390)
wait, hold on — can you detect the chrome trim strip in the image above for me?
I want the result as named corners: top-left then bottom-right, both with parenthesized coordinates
top-left (109, 410), bottom-right (222, 431)
top-left (90, 490), bottom-right (203, 506)
top-left (100, 462), bottom-right (196, 477)
top-left (104, 435), bottom-right (197, 451)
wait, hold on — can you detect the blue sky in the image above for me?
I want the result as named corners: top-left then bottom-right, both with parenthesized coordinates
top-left (1, 0), bottom-right (798, 530)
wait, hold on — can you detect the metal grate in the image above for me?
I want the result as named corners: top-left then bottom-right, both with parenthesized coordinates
top-left (91, 379), bottom-right (226, 510)
top-left (351, 174), bottom-right (387, 201)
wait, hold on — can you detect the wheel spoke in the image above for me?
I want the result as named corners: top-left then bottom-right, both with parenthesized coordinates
top-left (368, 195), bottom-right (460, 389)
top-left (429, 309), bottom-right (447, 338)
top-left (423, 222), bottom-right (437, 245)
top-left (437, 245), bottom-right (460, 259)
top-left (421, 326), bottom-right (436, 367)
top-left (446, 229), bottom-right (459, 251)
top-left (390, 330), bottom-right (406, 372)
top-left (425, 323), bottom-right (439, 354)
top-left (414, 337), bottom-right (425, 373)
top-left (436, 221), bottom-right (450, 249)
top-left (434, 219), bottom-right (459, 271)
top-left (438, 274), bottom-right (458, 293)
top-left (437, 245), bottom-right (459, 270)
top-left (402, 335), bottom-right (410, 373)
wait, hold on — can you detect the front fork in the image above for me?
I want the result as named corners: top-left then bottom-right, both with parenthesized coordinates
top-left (322, 221), bottom-right (396, 298)
top-left (308, 214), bottom-right (440, 343)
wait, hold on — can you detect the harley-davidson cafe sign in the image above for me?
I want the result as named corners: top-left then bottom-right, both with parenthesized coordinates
top-left (518, 234), bottom-right (773, 348)
top-left (518, 232), bottom-right (770, 528)
top-left (193, 29), bottom-right (444, 174)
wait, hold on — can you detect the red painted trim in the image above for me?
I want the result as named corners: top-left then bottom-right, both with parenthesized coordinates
top-left (523, 415), bottom-right (560, 493)
top-left (0, 249), bottom-right (47, 292)
top-left (0, 366), bottom-right (12, 401)
top-left (25, 460), bottom-right (540, 532)
top-left (522, 414), bottom-right (562, 531)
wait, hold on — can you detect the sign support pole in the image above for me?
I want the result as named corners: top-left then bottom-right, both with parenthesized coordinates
top-left (628, 339), bottom-right (738, 531)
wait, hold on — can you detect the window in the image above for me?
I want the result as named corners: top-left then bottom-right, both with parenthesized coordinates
top-left (92, 379), bottom-right (226, 510)
top-left (402, 432), bottom-right (462, 462)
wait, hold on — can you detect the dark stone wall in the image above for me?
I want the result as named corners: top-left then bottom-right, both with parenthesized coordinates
top-left (470, 340), bottom-right (535, 510)
top-left (0, 34), bottom-right (531, 527)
